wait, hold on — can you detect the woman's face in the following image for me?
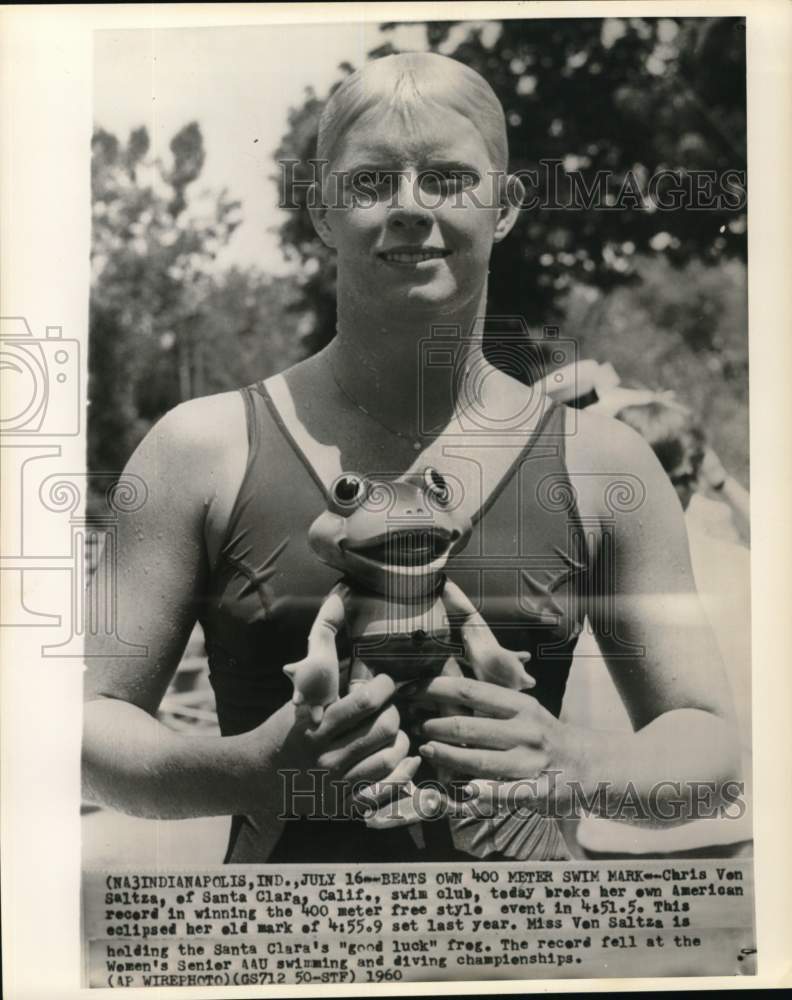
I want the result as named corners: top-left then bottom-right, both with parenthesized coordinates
top-left (314, 105), bottom-right (517, 317)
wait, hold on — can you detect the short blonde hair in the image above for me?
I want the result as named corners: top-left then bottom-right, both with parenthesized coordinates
top-left (317, 52), bottom-right (508, 171)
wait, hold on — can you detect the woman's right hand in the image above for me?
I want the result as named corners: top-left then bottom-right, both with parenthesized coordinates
top-left (239, 673), bottom-right (418, 819)
top-left (307, 673), bottom-right (416, 788)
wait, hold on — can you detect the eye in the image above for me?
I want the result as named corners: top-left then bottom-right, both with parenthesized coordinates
top-left (331, 474), bottom-right (367, 513)
top-left (419, 169), bottom-right (479, 197)
top-left (423, 467), bottom-right (450, 508)
top-left (349, 169), bottom-right (398, 206)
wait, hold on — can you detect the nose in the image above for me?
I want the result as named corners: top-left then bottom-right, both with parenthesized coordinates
top-left (398, 506), bottom-right (429, 518)
top-left (387, 171), bottom-right (432, 231)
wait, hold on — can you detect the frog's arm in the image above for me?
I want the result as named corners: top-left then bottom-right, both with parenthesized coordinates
top-left (283, 583), bottom-right (348, 725)
top-left (441, 579), bottom-right (534, 691)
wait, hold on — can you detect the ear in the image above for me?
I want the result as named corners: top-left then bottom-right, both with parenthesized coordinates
top-left (493, 173), bottom-right (525, 244)
top-left (307, 182), bottom-right (337, 249)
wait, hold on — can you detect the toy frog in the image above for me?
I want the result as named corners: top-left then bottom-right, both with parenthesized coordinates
top-left (284, 467), bottom-right (534, 724)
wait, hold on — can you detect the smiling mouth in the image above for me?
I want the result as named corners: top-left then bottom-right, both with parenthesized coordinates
top-left (378, 248), bottom-right (451, 264)
top-left (346, 529), bottom-right (454, 566)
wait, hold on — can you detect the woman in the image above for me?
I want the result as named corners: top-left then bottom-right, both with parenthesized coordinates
top-left (83, 52), bottom-right (739, 863)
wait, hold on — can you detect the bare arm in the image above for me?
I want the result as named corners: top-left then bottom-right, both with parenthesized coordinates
top-left (83, 698), bottom-right (302, 820)
top-left (570, 411), bottom-right (741, 811)
top-left (82, 394), bottom-right (410, 829)
top-left (409, 410), bottom-right (741, 821)
top-left (82, 393), bottom-right (292, 819)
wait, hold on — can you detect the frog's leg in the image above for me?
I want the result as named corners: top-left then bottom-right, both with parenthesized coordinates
top-left (348, 657), bottom-right (375, 687)
top-left (440, 582), bottom-right (563, 858)
top-left (441, 579), bottom-right (534, 691)
top-left (283, 584), bottom-right (347, 725)
top-left (364, 584), bottom-right (537, 836)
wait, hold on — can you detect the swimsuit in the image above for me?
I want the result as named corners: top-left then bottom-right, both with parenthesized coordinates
top-left (199, 377), bottom-right (588, 863)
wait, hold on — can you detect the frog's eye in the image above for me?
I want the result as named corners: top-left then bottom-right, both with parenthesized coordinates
top-left (330, 474), bottom-right (367, 514)
top-left (423, 467), bottom-right (450, 508)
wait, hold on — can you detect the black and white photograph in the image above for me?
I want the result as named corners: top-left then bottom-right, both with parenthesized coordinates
top-left (2, 2), bottom-right (791, 995)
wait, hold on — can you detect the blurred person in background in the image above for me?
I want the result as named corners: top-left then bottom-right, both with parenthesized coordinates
top-left (569, 395), bottom-right (752, 857)
top-left (616, 398), bottom-right (750, 547)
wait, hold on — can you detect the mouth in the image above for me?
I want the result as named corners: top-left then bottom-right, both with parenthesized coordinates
top-left (377, 247), bottom-right (451, 266)
top-left (346, 528), bottom-right (454, 566)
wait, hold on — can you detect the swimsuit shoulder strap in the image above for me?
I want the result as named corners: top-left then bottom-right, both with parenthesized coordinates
top-left (254, 375), bottom-right (332, 501)
top-left (258, 373), bottom-right (565, 526)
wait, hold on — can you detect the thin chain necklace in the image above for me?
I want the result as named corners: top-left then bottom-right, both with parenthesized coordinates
top-left (328, 354), bottom-right (458, 452)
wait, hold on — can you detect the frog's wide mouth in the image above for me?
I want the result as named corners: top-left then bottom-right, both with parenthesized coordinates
top-left (344, 528), bottom-right (456, 567)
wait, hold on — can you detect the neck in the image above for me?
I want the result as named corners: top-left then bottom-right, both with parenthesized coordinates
top-left (325, 285), bottom-right (490, 437)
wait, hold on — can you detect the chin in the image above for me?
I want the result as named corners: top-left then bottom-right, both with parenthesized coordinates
top-left (390, 279), bottom-right (468, 312)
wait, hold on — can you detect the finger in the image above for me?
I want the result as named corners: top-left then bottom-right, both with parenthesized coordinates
top-left (419, 741), bottom-right (524, 780)
top-left (312, 673), bottom-right (396, 740)
top-left (459, 778), bottom-right (500, 804)
top-left (411, 675), bottom-right (523, 718)
top-left (463, 774), bottom-right (550, 812)
top-left (329, 580), bottom-right (352, 602)
top-left (343, 729), bottom-right (411, 787)
top-left (350, 755), bottom-right (421, 810)
top-left (364, 786), bottom-right (448, 829)
top-left (516, 652), bottom-right (537, 690)
top-left (317, 705), bottom-right (401, 772)
top-left (420, 714), bottom-right (519, 750)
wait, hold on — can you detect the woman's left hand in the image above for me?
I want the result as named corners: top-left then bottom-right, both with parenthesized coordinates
top-left (414, 675), bottom-right (580, 813)
top-left (363, 676), bottom-right (582, 829)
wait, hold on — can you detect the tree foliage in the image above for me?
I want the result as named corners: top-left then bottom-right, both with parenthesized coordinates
top-left (560, 253), bottom-right (749, 483)
top-left (89, 123), bottom-right (302, 497)
top-left (273, 17), bottom-right (747, 355)
top-left (88, 18), bottom-right (750, 504)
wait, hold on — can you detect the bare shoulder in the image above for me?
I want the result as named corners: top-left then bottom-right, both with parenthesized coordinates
top-left (125, 390), bottom-right (248, 522)
top-left (564, 405), bottom-right (659, 473)
top-left (146, 390), bottom-right (246, 453)
top-left (141, 392), bottom-right (246, 460)
top-left (563, 405), bottom-right (680, 521)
